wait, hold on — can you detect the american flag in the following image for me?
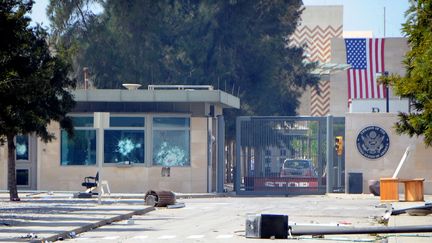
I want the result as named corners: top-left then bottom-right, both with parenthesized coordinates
top-left (345, 38), bottom-right (386, 100)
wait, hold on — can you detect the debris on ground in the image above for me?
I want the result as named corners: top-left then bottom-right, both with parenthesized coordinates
top-left (69, 231), bottom-right (76, 238)
top-left (144, 190), bottom-right (176, 207)
top-left (21, 233), bottom-right (37, 239)
top-left (406, 209), bottom-right (432, 216)
top-left (167, 202), bottom-right (186, 209)
top-left (391, 203), bottom-right (432, 216)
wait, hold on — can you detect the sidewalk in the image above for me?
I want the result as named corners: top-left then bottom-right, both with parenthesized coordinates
top-left (386, 199), bottom-right (432, 243)
top-left (1, 191), bottom-right (432, 242)
top-left (0, 191), bottom-right (154, 242)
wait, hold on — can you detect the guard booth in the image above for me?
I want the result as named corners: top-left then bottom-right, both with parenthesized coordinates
top-left (235, 116), bottom-right (345, 195)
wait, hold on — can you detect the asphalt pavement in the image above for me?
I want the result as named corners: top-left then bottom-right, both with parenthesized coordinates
top-left (0, 191), bottom-right (431, 242)
top-left (0, 191), bottom-right (154, 242)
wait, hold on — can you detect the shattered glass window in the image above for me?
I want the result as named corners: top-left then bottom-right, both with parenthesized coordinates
top-left (104, 130), bottom-right (145, 164)
top-left (153, 117), bottom-right (190, 167)
top-left (16, 135), bottom-right (29, 160)
top-left (61, 130), bottom-right (96, 165)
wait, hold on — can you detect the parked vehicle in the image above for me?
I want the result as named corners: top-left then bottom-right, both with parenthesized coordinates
top-left (280, 159), bottom-right (316, 177)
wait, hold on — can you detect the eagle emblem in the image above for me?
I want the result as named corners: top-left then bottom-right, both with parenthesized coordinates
top-left (357, 126), bottom-right (390, 159)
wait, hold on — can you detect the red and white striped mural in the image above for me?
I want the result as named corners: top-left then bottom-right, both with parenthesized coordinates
top-left (289, 25), bottom-right (343, 116)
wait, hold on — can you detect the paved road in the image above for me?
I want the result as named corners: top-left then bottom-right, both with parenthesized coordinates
top-left (66, 195), bottom-right (385, 242)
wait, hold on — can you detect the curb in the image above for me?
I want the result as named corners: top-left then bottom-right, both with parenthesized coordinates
top-left (36, 207), bottom-right (155, 243)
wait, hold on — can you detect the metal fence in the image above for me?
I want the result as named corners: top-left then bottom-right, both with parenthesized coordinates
top-left (235, 116), bottom-right (344, 195)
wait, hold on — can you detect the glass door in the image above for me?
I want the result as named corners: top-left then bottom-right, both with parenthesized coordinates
top-left (15, 135), bottom-right (37, 190)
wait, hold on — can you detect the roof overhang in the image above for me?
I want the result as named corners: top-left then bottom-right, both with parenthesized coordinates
top-left (72, 89), bottom-right (240, 109)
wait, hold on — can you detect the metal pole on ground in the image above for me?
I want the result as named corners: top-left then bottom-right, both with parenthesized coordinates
top-left (291, 225), bottom-right (432, 236)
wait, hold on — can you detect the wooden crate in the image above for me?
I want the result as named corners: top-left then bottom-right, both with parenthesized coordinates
top-left (380, 178), bottom-right (425, 202)
top-left (400, 178), bottom-right (424, 202)
top-left (380, 178), bottom-right (399, 202)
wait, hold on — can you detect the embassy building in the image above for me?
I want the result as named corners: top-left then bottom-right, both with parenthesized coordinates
top-left (0, 85), bottom-right (240, 193)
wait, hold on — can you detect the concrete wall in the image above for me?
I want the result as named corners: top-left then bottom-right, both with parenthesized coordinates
top-left (0, 117), bottom-right (208, 193)
top-left (0, 142), bottom-right (6, 189)
top-left (300, 5), bottom-right (343, 27)
top-left (293, 5), bottom-right (343, 116)
top-left (345, 113), bottom-right (432, 194)
top-left (350, 99), bottom-right (409, 113)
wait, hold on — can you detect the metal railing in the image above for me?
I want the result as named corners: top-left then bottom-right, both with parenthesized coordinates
top-left (147, 85), bottom-right (214, 90)
top-left (235, 116), bottom-right (345, 195)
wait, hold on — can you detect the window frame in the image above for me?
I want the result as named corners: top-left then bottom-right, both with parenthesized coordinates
top-left (60, 113), bottom-right (193, 167)
top-left (15, 135), bottom-right (30, 161)
top-left (16, 168), bottom-right (30, 186)
top-left (60, 115), bottom-right (97, 166)
top-left (151, 115), bottom-right (191, 167)
top-left (103, 114), bottom-right (146, 165)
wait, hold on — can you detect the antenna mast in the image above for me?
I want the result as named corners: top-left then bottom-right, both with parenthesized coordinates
top-left (384, 7), bottom-right (386, 37)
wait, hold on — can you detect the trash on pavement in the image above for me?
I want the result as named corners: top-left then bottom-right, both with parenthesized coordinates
top-left (21, 233), bottom-right (37, 239)
top-left (391, 203), bottom-right (432, 216)
top-left (167, 202), bottom-right (185, 209)
top-left (144, 190), bottom-right (176, 207)
top-left (69, 231), bottom-right (76, 238)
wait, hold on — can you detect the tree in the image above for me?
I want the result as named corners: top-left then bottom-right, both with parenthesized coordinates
top-left (385, 0), bottom-right (432, 145)
top-left (0, 0), bottom-right (76, 201)
top-left (48, 0), bottom-right (318, 139)
top-left (47, 0), bottom-right (103, 84)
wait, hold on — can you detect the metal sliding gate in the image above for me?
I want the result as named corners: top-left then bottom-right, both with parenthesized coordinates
top-left (235, 116), bottom-right (345, 195)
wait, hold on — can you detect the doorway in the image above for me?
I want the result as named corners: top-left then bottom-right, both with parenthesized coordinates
top-left (15, 135), bottom-right (37, 190)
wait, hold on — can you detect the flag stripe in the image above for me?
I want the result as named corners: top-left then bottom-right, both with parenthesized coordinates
top-left (368, 39), bottom-right (375, 98)
top-left (359, 70), bottom-right (363, 98)
top-left (375, 39), bottom-right (381, 97)
top-left (364, 67), bottom-right (369, 98)
top-left (347, 70), bottom-right (352, 101)
top-left (345, 38), bottom-right (386, 101)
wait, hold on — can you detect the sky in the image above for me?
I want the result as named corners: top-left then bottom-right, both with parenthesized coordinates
top-left (30, 0), bottom-right (410, 37)
top-left (302, 0), bottom-right (410, 37)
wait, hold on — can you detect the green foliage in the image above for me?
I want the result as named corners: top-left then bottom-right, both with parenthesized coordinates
top-left (0, 0), bottom-right (76, 199)
top-left (49, 0), bottom-right (319, 139)
top-left (386, 0), bottom-right (432, 146)
top-left (0, 0), bottom-right (76, 141)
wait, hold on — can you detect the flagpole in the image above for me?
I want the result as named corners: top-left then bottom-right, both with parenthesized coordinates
top-left (384, 6), bottom-right (389, 112)
top-left (384, 7), bottom-right (386, 37)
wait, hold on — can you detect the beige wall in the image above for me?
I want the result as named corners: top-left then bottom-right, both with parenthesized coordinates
top-left (345, 113), bottom-right (432, 194)
top-left (294, 5), bottom-right (343, 116)
top-left (35, 117), bottom-right (208, 193)
top-left (300, 5), bottom-right (343, 27)
top-left (0, 143), bottom-right (6, 189)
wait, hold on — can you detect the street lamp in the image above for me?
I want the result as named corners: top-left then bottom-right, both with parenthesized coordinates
top-left (376, 71), bottom-right (390, 113)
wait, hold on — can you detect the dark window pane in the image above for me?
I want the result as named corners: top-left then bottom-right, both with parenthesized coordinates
top-left (110, 117), bottom-right (145, 127)
top-left (71, 117), bottom-right (93, 127)
top-left (153, 117), bottom-right (190, 129)
top-left (279, 158), bottom-right (285, 165)
top-left (153, 130), bottom-right (190, 166)
top-left (104, 130), bottom-right (144, 163)
top-left (61, 130), bottom-right (96, 165)
top-left (16, 169), bottom-right (29, 186)
top-left (16, 135), bottom-right (29, 160)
